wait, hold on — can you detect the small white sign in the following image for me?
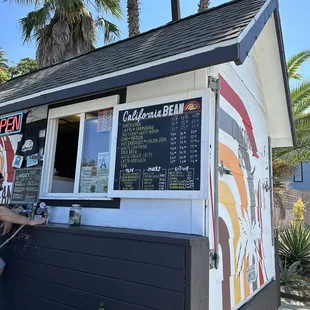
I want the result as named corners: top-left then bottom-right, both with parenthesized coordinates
top-left (247, 265), bottom-right (257, 284)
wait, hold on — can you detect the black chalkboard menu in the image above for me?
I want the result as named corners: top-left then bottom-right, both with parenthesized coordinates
top-left (11, 168), bottom-right (42, 204)
top-left (114, 97), bottom-right (202, 191)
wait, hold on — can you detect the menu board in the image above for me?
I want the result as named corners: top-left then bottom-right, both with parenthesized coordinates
top-left (114, 98), bottom-right (202, 191)
top-left (11, 168), bottom-right (42, 204)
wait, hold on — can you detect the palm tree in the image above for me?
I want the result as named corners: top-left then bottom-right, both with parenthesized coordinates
top-left (127, 0), bottom-right (140, 37)
top-left (272, 50), bottom-right (310, 213)
top-left (0, 48), bottom-right (9, 68)
top-left (5, 0), bottom-right (122, 68)
top-left (198, 0), bottom-right (210, 12)
top-left (0, 48), bottom-right (10, 84)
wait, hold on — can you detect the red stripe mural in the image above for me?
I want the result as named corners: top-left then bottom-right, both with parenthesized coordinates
top-left (219, 74), bottom-right (259, 158)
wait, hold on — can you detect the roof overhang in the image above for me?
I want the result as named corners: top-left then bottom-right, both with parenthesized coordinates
top-left (274, 8), bottom-right (296, 146)
top-left (0, 0), bottom-right (296, 146)
top-left (253, 8), bottom-right (296, 147)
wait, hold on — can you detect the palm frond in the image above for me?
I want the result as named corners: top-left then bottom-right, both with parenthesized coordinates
top-left (296, 135), bottom-right (310, 145)
top-left (293, 102), bottom-right (310, 120)
top-left (0, 48), bottom-right (12, 67)
top-left (0, 48), bottom-right (7, 58)
top-left (0, 57), bottom-right (9, 68)
top-left (49, 0), bottom-right (85, 15)
top-left (3, 0), bottom-right (41, 4)
top-left (94, 0), bottom-right (122, 19)
top-left (52, 19), bottom-right (71, 45)
top-left (96, 16), bottom-right (119, 44)
top-left (19, 5), bottom-right (51, 43)
top-left (291, 80), bottom-right (310, 104)
top-left (80, 8), bottom-right (96, 43)
top-left (272, 160), bottom-right (298, 179)
top-left (274, 146), bottom-right (310, 162)
top-left (287, 50), bottom-right (310, 80)
top-left (71, 8), bottom-right (96, 52)
top-left (273, 139), bottom-right (306, 160)
top-left (295, 116), bottom-right (310, 137)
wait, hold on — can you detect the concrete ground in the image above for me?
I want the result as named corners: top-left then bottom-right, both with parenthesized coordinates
top-left (280, 298), bottom-right (310, 310)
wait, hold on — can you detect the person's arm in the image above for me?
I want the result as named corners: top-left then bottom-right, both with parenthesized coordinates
top-left (0, 206), bottom-right (29, 225)
top-left (0, 206), bottom-right (45, 231)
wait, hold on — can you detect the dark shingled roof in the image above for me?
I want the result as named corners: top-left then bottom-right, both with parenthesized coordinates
top-left (0, 0), bottom-right (267, 105)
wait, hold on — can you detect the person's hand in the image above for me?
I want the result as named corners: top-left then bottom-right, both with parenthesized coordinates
top-left (28, 217), bottom-right (46, 227)
top-left (1, 221), bottom-right (12, 236)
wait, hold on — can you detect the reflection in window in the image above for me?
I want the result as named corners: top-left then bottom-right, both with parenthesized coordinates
top-left (79, 110), bottom-right (112, 193)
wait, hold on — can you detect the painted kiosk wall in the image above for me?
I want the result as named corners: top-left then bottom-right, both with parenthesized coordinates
top-left (0, 0), bottom-right (295, 309)
top-left (0, 107), bottom-right (47, 205)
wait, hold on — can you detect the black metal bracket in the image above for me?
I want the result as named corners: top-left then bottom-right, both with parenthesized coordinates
top-left (263, 178), bottom-right (272, 192)
top-left (209, 250), bottom-right (220, 269)
top-left (218, 161), bottom-right (232, 177)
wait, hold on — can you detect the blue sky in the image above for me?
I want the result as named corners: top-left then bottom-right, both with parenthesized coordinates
top-left (0, 0), bottom-right (310, 77)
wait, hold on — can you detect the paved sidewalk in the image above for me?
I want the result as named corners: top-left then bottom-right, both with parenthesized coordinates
top-left (280, 299), bottom-right (310, 310)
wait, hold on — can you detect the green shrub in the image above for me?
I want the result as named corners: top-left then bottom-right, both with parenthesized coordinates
top-left (279, 259), bottom-right (300, 285)
top-left (279, 223), bottom-right (310, 269)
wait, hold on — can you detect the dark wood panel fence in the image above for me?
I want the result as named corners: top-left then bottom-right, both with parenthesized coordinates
top-left (0, 224), bottom-right (209, 310)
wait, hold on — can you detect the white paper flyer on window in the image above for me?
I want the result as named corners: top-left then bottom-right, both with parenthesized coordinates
top-left (97, 109), bottom-right (113, 132)
top-left (98, 152), bottom-right (110, 169)
top-left (80, 166), bottom-right (108, 193)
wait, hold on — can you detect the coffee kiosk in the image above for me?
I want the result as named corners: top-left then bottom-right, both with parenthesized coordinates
top-left (0, 0), bottom-right (295, 309)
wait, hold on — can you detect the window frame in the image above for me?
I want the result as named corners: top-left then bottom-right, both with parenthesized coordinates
top-left (40, 95), bottom-right (119, 201)
top-left (293, 162), bottom-right (303, 183)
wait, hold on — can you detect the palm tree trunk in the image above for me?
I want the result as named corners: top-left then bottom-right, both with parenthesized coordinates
top-left (198, 0), bottom-right (210, 12)
top-left (127, 0), bottom-right (140, 37)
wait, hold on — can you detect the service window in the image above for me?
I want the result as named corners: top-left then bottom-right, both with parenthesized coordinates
top-left (40, 95), bottom-right (119, 200)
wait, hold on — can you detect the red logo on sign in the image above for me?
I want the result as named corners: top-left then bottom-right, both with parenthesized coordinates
top-left (184, 101), bottom-right (201, 112)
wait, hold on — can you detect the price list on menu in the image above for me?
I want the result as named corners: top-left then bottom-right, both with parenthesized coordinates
top-left (114, 98), bottom-right (202, 191)
top-left (11, 168), bottom-right (42, 204)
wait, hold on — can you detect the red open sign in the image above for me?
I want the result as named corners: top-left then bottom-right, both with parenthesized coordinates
top-left (0, 112), bottom-right (23, 136)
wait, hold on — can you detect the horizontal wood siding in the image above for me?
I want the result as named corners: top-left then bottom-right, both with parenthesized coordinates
top-left (0, 225), bottom-right (209, 310)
